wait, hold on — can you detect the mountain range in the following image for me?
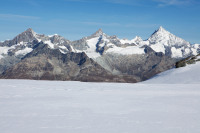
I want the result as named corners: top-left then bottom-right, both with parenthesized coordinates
top-left (0, 27), bottom-right (199, 82)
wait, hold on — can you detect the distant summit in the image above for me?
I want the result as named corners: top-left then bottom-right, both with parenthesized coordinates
top-left (91, 28), bottom-right (104, 37)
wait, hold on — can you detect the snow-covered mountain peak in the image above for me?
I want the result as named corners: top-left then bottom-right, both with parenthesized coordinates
top-left (158, 26), bottom-right (166, 32)
top-left (148, 26), bottom-right (190, 47)
top-left (151, 26), bottom-right (170, 37)
top-left (147, 26), bottom-right (196, 58)
top-left (132, 36), bottom-right (143, 42)
top-left (25, 28), bottom-right (34, 32)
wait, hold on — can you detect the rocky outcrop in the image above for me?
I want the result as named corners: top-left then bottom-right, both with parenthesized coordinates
top-left (95, 46), bottom-right (175, 81)
top-left (176, 54), bottom-right (200, 68)
top-left (0, 28), bottom-right (37, 47)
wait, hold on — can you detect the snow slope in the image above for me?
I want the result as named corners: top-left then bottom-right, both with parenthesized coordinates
top-left (0, 79), bottom-right (200, 133)
top-left (144, 61), bottom-right (200, 84)
top-left (0, 47), bottom-right (11, 59)
top-left (106, 45), bottom-right (145, 55)
top-left (15, 47), bottom-right (33, 56)
top-left (85, 36), bottom-right (101, 58)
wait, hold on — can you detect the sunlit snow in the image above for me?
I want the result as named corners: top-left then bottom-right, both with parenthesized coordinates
top-left (44, 40), bottom-right (55, 49)
top-left (106, 45), bottom-right (145, 55)
top-left (84, 37), bottom-right (101, 58)
top-left (144, 61), bottom-right (200, 84)
top-left (15, 47), bottom-right (33, 56)
top-left (1, 61), bottom-right (200, 133)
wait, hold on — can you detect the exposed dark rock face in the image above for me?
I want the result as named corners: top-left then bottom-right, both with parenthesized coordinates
top-left (0, 42), bottom-right (138, 83)
top-left (0, 28), bottom-right (36, 47)
top-left (176, 54), bottom-right (200, 68)
top-left (94, 46), bottom-right (175, 81)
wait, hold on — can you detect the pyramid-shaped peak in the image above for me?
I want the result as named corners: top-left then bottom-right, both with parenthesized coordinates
top-left (157, 26), bottom-right (168, 32)
top-left (25, 28), bottom-right (34, 32)
top-left (97, 28), bottom-right (103, 33)
top-left (95, 28), bottom-right (103, 34)
top-left (23, 28), bottom-right (36, 35)
top-left (159, 26), bottom-right (164, 30)
top-left (91, 28), bottom-right (104, 37)
top-left (150, 26), bottom-right (170, 37)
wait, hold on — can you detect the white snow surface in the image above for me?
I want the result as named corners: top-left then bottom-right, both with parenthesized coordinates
top-left (0, 46), bottom-right (16, 59)
top-left (171, 47), bottom-right (183, 58)
top-left (59, 49), bottom-right (66, 54)
top-left (191, 48), bottom-right (198, 55)
top-left (48, 34), bottom-right (58, 38)
top-left (86, 37), bottom-right (99, 52)
top-left (144, 61), bottom-right (200, 84)
top-left (0, 47), bottom-right (10, 58)
top-left (15, 47), bottom-right (33, 56)
top-left (0, 79), bottom-right (200, 133)
top-left (148, 26), bottom-right (190, 47)
top-left (0, 55), bottom-right (3, 59)
top-left (44, 40), bottom-right (55, 49)
top-left (150, 43), bottom-right (166, 54)
top-left (84, 37), bottom-right (101, 58)
top-left (59, 45), bottom-right (68, 50)
top-left (120, 36), bottom-right (143, 45)
top-left (147, 26), bottom-right (196, 58)
top-left (106, 45), bottom-right (145, 55)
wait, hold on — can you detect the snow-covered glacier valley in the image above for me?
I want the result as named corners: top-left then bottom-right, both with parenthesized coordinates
top-left (1, 79), bottom-right (200, 133)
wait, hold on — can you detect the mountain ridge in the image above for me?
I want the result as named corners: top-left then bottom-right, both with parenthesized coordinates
top-left (0, 27), bottom-right (199, 82)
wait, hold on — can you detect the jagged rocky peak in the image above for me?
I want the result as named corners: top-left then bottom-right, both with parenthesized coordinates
top-left (22, 28), bottom-right (37, 37)
top-left (91, 28), bottom-right (104, 37)
top-left (17, 28), bottom-right (37, 40)
top-left (25, 28), bottom-right (34, 33)
top-left (49, 34), bottom-right (71, 45)
top-left (0, 28), bottom-right (39, 47)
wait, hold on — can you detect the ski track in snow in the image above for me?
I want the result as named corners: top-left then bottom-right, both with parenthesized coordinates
top-left (0, 79), bottom-right (200, 133)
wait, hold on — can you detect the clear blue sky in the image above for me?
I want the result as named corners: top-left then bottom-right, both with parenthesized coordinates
top-left (0, 0), bottom-right (200, 43)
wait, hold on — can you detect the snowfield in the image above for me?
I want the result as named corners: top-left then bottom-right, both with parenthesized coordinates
top-left (1, 61), bottom-right (200, 133)
top-left (144, 61), bottom-right (200, 84)
top-left (0, 79), bottom-right (200, 133)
